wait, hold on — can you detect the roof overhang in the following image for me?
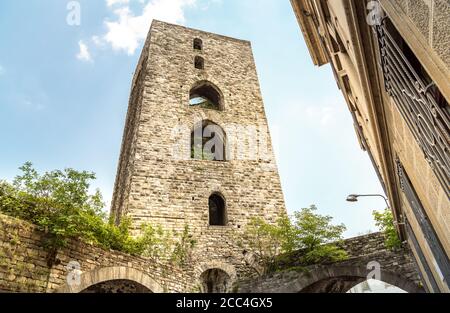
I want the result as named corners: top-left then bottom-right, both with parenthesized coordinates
top-left (290, 0), bottom-right (329, 66)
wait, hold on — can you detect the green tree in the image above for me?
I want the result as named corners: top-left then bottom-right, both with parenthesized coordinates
top-left (373, 208), bottom-right (402, 250)
top-left (242, 205), bottom-right (348, 275)
top-left (1, 162), bottom-right (106, 251)
top-left (0, 162), bottom-right (196, 267)
top-left (239, 216), bottom-right (291, 275)
top-left (291, 205), bottom-right (347, 264)
top-left (171, 225), bottom-right (197, 266)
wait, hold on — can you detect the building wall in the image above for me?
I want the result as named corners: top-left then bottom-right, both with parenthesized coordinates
top-left (377, 0), bottom-right (449, 292)
top-left (290, 0), bottom-right (449, 292)
top-left (110, 20), bottom-right (287, 278)
top-left (388, 98), bottom-right (449, 292)
top-left (381, 0), bottom-right (450, 98)
top-left (390, 0), bottom-right (450, 69)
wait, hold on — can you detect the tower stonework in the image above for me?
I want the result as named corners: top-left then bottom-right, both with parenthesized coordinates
top-left (111, 20), bottom-right (286, 290)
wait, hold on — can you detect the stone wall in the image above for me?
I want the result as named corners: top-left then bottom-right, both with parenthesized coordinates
top-left (0, 214), bottom-right (197, 293)
top-left (391, 0), bottom-right (450, 68)
top-left (0, 214), bottom-right (423, 293)
top-left (236, 233), bottom-right (423, 293)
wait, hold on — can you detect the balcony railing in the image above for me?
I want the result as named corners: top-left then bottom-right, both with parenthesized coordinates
top-left (375, 19), bottom-right (450, 198)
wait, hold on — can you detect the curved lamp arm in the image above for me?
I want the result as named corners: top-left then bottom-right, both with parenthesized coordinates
top-left (346, 194), bottom-right (405, 226)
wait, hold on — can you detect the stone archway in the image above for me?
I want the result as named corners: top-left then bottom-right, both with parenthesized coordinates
top-left (197, 261), bottom-right (237, 293)
top-left (300, 275), bottom-right (365, 293)
top-left (81, 279), bottom-right (152, 293)
top-left (294, 266), bottom-right (423, 293)
top-left (55, 266), bottom-right (164, 293)
top-left (200, 269), bottom-right (231, 293)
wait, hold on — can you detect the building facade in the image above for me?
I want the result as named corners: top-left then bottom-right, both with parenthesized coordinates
top-left (291, 0), bottom-right (449, 292)
top-left (110, 20), bottom-right (287, 292)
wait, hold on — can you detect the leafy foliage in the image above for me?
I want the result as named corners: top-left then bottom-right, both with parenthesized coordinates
top-left (373, 208), bottom-right (402, 250)
top-left (242, 205), bottom-right (348, 275)
top-left (132, 224), bottom-right (196, 266)
top-left (240, 216), bottom-right (288, 274)
top-left (291, 206), bottom-right (347, 263)
top-left (0, 162), bottom-right (195, 267)
top-left (171, 225), bottom-right (197, 265)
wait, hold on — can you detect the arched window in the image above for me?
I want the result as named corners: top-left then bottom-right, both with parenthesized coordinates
top-left (209, 193), bottom-right (226, 226)
top-left (195, 56), bottom-right (204, 70)
top-left (189, 81), bottom-right (223, 110)
top-left (194, 38), bottom-right (203, 50)
top-left (191, 120), bottom-right (226, 161)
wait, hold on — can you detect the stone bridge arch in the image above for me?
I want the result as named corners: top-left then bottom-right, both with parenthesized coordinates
top-left (235, 233), bottom-right (425, 293)
top-left (294, 265), bottom-right (423, 293)
top-left (55, 266), bottom-right (164, 293)
top-left (237, 264), bottom-right (423, 293)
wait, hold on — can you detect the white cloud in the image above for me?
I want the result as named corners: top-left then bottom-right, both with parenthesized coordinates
top-left (83, 0), bottom-right (219, 58)
top-left (106, 0), bottom-right (130, 6)
top-left (91, 36), bottom-right (103, 46)
top-left (305, 105), bottom-right (337, 127)
top-left (101, 0), bottom-right (196, 55)
top-left (76, 40), bottom-right (92, 62)
top-left (278, 97), bottom-right (344, 130)
top-left (0, 65), bottom-right (4, 75)
top-left (23, 99), bottom-right (45, 111)
top-left (199, 0), bottom-right (221, 10)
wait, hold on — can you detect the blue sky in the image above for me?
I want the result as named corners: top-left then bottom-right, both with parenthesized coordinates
top-left (0, 0), bottom-right (386, 237)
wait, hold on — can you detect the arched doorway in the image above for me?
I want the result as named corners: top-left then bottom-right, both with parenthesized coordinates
top-left (81, 279), bottom-right (152, 293)
top-left (200, 269), bottom-right (231, 293)
top-left (55, 266), bottom-right (164, 293)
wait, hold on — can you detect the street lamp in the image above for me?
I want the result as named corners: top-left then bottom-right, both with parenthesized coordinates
top-left (346, 194), bottom-right (405, 226)
top-left (346, 194), bottom-right (390, 210)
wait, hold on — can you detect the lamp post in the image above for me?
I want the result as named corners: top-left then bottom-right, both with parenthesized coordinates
top-left (346, 194), bottom-right (390, 209)
top-left (346, 194), bottom-right (405, 226)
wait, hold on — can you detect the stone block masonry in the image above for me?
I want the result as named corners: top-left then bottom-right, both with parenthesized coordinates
top-left (110, 20), bottom-right (287, 286)
top-left (236, 233), bottom-right (423, 293)
top-left (0, 214), bottom-right (195, 293)
top-left (0, 213), bottom-right (422, 293)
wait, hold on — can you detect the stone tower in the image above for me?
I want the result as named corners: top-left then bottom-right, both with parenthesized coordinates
top-left (111, 20), bottom-right (286, 291)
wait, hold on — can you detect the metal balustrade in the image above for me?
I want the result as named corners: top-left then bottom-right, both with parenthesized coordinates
top-left (375, 19), bottom-right (450, 198)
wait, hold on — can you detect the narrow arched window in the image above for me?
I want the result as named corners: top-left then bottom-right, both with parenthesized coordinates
top-left (194, 38), bottom-right (203, 51)
top-left (189, 81), bottom-right (223, 110)
top-left (195, 56), bottom-right (204, 70)
top-left (209, 193), bottom-right (226, 226)
top-left (191, 120), bottom-right (226, 161)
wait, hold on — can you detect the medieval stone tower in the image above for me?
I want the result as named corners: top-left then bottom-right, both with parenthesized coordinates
top-left (111, 20), bottom-right (286, 292)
